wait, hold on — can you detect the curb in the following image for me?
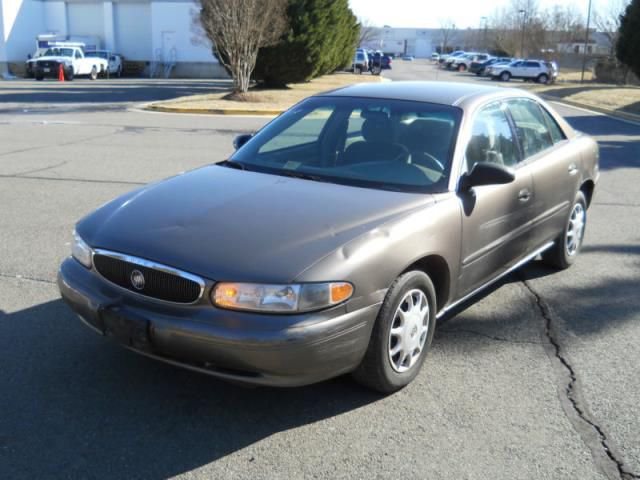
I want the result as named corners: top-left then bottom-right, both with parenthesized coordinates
top-left (540, 94), bottom-right (640, 125)
top-left (145, 104), bottom-right (284, 116)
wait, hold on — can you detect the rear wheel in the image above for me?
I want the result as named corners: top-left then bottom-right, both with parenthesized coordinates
top-left (89, 66), bottom-right (98, 80)
top-left (457, 64), bottom-right (467, 72)
top-left (352, 271), bottom-right (436, 393)
top-left (500, 71), bottom-right (511, 82)
top-left (542, 191), bottom-right (587, 269)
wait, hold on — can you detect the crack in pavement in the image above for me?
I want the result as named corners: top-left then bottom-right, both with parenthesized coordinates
top-left (0, 272), bottom-right (56, 285)
top-left (519, 275), bottom-right (640, 480)
top-left (0, 174), bottom-right (145, 186)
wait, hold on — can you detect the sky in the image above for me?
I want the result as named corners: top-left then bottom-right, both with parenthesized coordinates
top-left (348, 0), bottom-right (609, 29)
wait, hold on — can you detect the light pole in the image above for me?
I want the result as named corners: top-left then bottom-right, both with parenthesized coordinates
top-left (519, 9), bottom-right (527, 58)
top-left (581, 0), bottom-right (593, 83)
top-left (480, 16), bottom-right (488, 50)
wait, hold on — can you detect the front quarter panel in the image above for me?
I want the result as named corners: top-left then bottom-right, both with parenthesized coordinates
top-left (294, 194), bottom-right (462, 312)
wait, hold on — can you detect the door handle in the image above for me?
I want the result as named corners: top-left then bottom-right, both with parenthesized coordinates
top-left (568, 164), bottom-right (578, 175)
top-left (518, 189), bottom-right (531, 202)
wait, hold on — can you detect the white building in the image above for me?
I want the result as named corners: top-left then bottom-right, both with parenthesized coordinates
top-left (0, 0), bottom-right (226, 77)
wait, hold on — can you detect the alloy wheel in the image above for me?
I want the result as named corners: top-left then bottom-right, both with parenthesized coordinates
top-left (388, 289), bottom-right (430, 373)
top-left (566, 203), bottom-right (585, 256)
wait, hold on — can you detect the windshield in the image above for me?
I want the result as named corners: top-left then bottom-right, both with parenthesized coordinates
top-left (85, 51), bottom-right (108, 59)
top-left (44, 48), bottom-right (74, 57)
top-left (229, 96), bottom-right (462, 193)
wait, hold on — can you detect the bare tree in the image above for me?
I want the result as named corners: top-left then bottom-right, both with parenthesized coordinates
top-left (594, 0), bottom-right (630, 55)
top-left (358, 18), bottom-right (379, 47)
top-left (196, 0), bottom-right (287, 94)
top-left (438, 18), bottom-right (457, 53)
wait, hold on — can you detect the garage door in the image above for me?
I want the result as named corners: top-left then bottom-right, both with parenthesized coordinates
top-left (67, 2), bottom-right (104, 40)
top-left (114, 2), bottom-right (152, 61)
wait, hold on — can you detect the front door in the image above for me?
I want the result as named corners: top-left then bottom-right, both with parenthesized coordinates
top-left (458, 101), bottom-right (535, 295)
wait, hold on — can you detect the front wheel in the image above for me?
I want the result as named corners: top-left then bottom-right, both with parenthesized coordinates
top-left (500, 71), bottom-right (511, 82)
top-left (542, 191), bottom-right (587, 269)
top-left (352, 271), bottom-right (436, 393)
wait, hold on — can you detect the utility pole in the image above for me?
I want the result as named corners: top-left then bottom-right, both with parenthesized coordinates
top-left (581, 0), bottom-right (593, 83)
top-left (519, 9), bottom-right (527, 58)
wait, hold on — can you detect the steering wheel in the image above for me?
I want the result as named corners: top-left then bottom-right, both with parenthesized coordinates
top-left (415, 151), bottom-right (446, 173)
top-left (392, 144), bottom-right (411, 163)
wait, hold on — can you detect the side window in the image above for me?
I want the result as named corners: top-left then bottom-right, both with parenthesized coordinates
top-left (259, 105), bottom-right (333, 154)
top-left (506, 99), bottom-right (553, 159)
top-left (539, 106), bottom-right (566, 144)
top-left (465, 103), bottom-right (518, 171)
top-left (75, 50), bottom-right (82, 59)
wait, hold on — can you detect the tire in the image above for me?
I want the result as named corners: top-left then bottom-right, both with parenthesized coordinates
top-left (537, 73), bottom-right (549, 84)
top-left (457, 64), bottom-right (467, 72)
top-left (542, 190), bottom-right (587, 269)
top-left (500, 71), bottom-right (511, 82)
top-left (90, 66), bottom-right (98, 80)
top-left (35, 74), bottom-right (43, 81)
top-left (117, 66), bottom-right (123, 78)
top-left (352, 271), bottom-right (437, 393)
top-left (64, 67), bottom-right (74, 81)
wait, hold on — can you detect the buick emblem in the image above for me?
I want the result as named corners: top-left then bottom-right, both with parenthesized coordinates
top-left (130, 269), bottom-right (145, 290)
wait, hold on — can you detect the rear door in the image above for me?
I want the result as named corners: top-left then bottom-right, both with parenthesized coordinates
top-left (505, 98), bottom-right (582, 250)
top-left (522, 61), bottom-right (541, 79)
top-left (457, 101), bottom-right (535, 295)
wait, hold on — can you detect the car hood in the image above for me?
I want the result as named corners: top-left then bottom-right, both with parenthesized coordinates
top-left (77, 166), bottom-right (434, 283)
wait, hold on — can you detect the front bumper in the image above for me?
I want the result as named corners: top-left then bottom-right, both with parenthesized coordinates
top-left (58, 257), bottom-right (380, 387)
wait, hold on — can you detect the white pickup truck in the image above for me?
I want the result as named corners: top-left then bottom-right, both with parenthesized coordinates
top-left (34, 46), bottom-right (109, 81)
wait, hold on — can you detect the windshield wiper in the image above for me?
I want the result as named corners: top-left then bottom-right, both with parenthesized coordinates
top-left (277, 170), bottom-right (326, 182)
top-left (220, 160), bottom-right (247, 170)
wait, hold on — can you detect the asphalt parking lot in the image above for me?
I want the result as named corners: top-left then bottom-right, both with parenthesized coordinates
top-left (1, 63), bottom-right (639, 479)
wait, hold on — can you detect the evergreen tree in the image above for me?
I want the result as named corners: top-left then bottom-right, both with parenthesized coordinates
top-left (616, 0), bottom-right (640, 78)
top-left (254, 0), bottom-right (359, 87)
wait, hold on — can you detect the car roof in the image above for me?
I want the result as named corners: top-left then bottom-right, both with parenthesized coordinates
top-left (318, 81), bottom-right (520, 107)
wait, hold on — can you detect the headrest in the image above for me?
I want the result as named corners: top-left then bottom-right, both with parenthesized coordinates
top-left (361, 112), bottom-right (392, 143)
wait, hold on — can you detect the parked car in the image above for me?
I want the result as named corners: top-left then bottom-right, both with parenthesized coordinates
top-left (439, 50), bottom-right (465, 66)
top-left (431, 53), bottom-right (440, 62)
top-left (469, 57), bottom-right (513, 75)
top-left (85, 50), bottom-right (124, 77)
top-left (441, 51), bottom-right (466, 69)
top-left (449, 53), bottom-right (490, 72)
top-left (490, 59), bottom-right (557, 84)
top-left (484, 60), bottom-right (517, 78)
top-left (402, 55), bottom-right (415, 61)
top-left (34, 46), bottom-right (108, 80)
top-left (58, 82), bottom-right (598, 393)
top-left (352, 50), bottom-right (369, 74)
top-left (381, 55), bottom-right (392, 69)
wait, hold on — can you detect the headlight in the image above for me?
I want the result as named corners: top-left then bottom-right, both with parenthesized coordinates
top-left (212, 282), bottom-right (353, 313)
top-left (71, 230), bottom-right (92, 268)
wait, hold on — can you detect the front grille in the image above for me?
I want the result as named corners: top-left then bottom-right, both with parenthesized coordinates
top-left (93, 252), bottom-right (203, 304)
top-left (37, 61), bottom-right (59, 70)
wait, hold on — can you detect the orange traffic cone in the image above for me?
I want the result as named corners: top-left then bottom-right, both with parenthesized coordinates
top-left (58, 64), bottom-right (65, 82)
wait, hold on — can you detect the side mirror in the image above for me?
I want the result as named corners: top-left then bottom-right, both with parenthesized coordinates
top-left (459, 162), bottom-right (515, 191)
top-left (233, 134), bottom-right (252, 150)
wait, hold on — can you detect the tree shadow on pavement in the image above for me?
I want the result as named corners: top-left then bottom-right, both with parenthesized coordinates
top-left (0, 81), bottom-right (231, 106)
top-left (0, 299), bottom-right (380, 479)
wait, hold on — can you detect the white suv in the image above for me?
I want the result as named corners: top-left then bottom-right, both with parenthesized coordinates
top-left (490, 60), bottom-right (557, 84)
